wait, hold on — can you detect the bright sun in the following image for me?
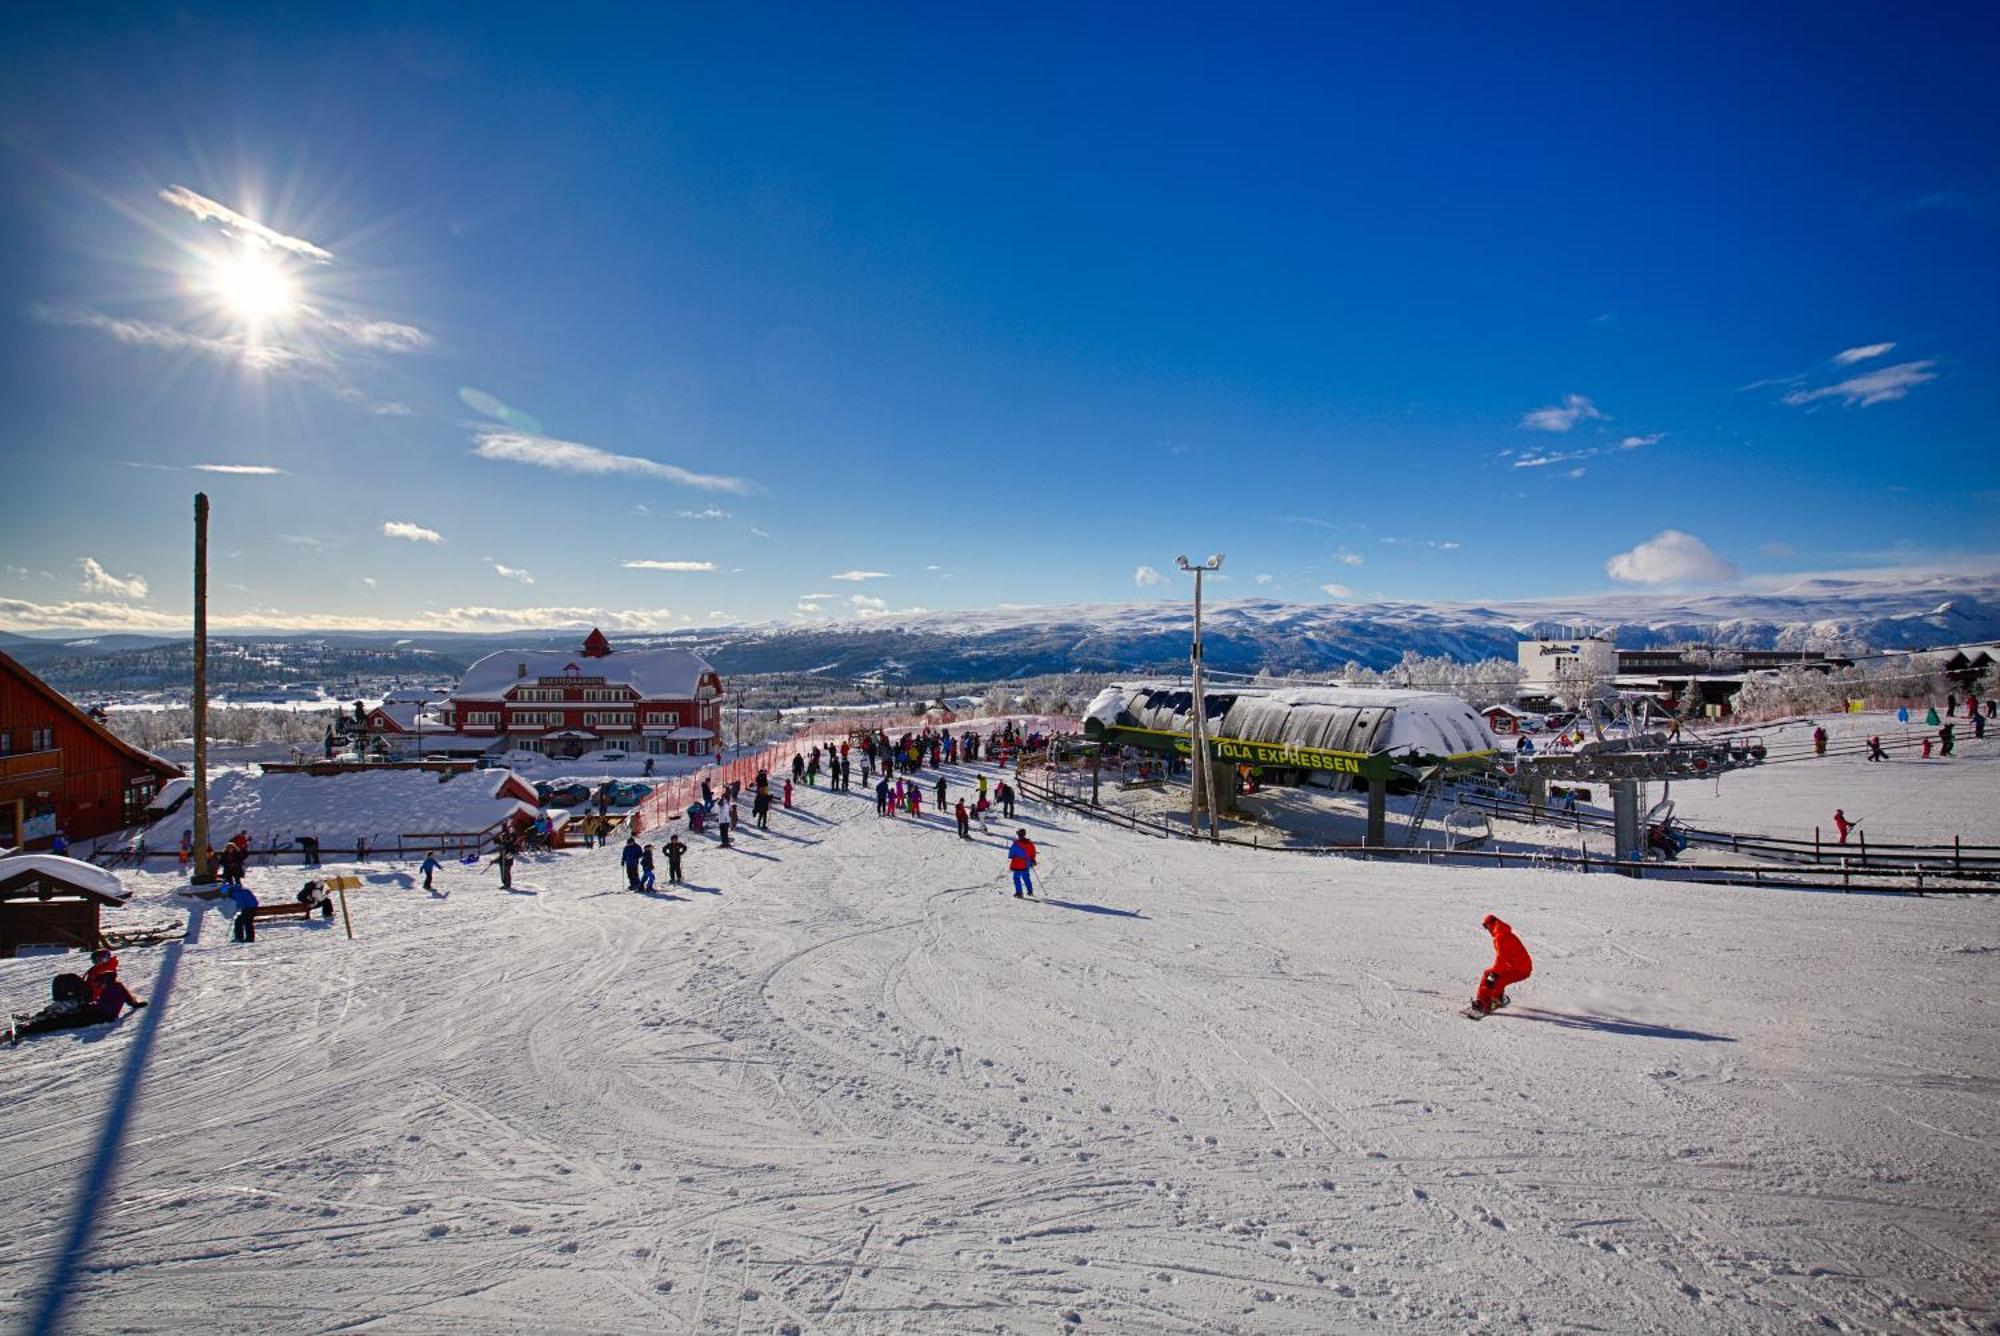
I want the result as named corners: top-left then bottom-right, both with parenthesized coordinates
top-left (204, 251), bottom-right (298, 327)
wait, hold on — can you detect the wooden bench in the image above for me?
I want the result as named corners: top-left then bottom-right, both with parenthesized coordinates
top-left (248, 902), bottom-right (321, 923)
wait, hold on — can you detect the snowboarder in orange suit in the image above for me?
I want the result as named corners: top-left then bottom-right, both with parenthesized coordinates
top-left (1472, 914), bottom-right (1532, 1013)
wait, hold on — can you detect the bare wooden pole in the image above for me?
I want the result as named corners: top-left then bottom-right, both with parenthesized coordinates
top-left (191, 493), bottom-right (213, 884)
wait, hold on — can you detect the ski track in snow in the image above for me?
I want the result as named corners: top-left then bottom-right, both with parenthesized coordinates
top-left (2, 757), bottom-right (1997, 1333)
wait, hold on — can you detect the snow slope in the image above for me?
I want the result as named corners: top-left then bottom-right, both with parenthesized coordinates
top-left (2, 759), bottom-right (1995, 1332)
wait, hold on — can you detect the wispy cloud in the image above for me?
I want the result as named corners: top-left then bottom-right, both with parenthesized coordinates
top-left (1515, 431), bottom-right (1662, 470)
top-left (673, 506), bottom-right (733, 520)
top-left (383, 521), bottom-right (444, 545)
top-left (1782, 360), bottom-right (1937, 408)
top-left (621, 559), bottom-right (717, 572)
top-left (1605, 529), bottom-right (1738, 585)
top-left (472, 430), bottom-right (758, 495)
top-left (78, 557), bottom-right (148, 600)
top-left (1618, 434), bottom-right (1662, 449)
top-left (1336, 550), bottom-right (1364, 567)
top-left (1832, 342), bottom-right (1895, 366)
top-left (158, 185), bottom-right (334, 262)
top-left (1520, 393), bottom-right (1607, 433)
top-left (1254, 573), bottom-right (1274, 585)
top-left (323, 317), bottom-right (430, 353)
top-left (490, 561), bottom-right (534, 584)
top-left (37, 306), bottom-right (326, 373)
top-left (795, 592), bottom-right (838, 601)
top-left (1320, 582), bottom-right (1353, 598)
top-left (850, 593), bottom-right (887, 611)
top-left (1133, 565), bottom-right (1165, 588)
top-left (830, 570), bottom-right (890, 582)
top-left (750, 528), bottom-right (770, 539)
top-left (193, 463), bottom-right (285, 475)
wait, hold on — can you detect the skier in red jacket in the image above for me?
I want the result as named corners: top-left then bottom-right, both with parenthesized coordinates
top-left (1471, 914), bottom-right (1532, 1014)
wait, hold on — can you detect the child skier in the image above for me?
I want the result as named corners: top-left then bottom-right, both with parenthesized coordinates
top-left (1468, 914), bottom-right (1531, 1016)
top-left (420, 851), bottom-right (442, 893)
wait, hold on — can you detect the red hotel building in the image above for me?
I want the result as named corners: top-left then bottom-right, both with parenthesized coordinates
top-left (440, 629), bottom-right (725, 760)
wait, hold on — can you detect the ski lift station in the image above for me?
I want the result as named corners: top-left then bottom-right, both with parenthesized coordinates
top-left (1083, 682), bottom-right (1498, 783)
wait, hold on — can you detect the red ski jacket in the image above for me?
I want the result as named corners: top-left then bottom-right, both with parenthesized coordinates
top-left (1484, 915), bottom-right (1532, 976)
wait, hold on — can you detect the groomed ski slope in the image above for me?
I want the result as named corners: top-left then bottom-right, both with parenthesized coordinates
top-left (3, 763), bottom-right (1996, 1333)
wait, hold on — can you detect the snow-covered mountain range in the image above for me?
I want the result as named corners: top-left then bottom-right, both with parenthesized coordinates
top-left (648, 570), bottom-right (2000, 680)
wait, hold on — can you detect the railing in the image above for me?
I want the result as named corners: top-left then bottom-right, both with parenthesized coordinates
top-left (1011, 767), bottom-right (2000, 894)
top-left (1453, 788), bottom-right (2000, 872)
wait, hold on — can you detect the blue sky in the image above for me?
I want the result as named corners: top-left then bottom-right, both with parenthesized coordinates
top-left (1, 3), bottom-right (1995, 633)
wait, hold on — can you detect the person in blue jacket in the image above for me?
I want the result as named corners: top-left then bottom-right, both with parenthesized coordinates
top-left (229, 882), bottom-right (260, 943)
top-left (420, 851), bottom-right (442, 893)
top-left (620, 835), bottom-right (644, 889)
top-left (1007, 830), bottom-right (1038, 899)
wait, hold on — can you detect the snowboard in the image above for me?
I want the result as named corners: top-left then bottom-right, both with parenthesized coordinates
top-left (1461, 994), bottom-right (1512, 1020)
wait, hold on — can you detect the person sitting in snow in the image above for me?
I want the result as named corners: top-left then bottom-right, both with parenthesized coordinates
top-left (8, 960), bottom-right (146, 1043)
top-left (1470, 914), bottom-right (1532, 1014)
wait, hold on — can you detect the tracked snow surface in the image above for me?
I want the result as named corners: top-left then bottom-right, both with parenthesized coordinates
top-left (2, 755), bottom-right (1995, 1332)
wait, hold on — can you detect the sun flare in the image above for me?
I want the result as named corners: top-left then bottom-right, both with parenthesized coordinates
top-left (202, 251), bottom-right (298, 327)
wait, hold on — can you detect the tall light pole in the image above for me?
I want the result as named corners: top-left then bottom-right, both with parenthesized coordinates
top-left (191, 493), bottom-right (213, 884)
top-left (1175, 554), bottom-right (1224, 842)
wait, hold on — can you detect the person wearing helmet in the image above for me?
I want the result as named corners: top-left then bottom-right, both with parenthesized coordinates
top-left (1471, 914), bottom-right (1532, 1014)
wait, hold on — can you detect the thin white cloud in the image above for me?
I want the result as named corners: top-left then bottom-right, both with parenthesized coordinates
top-left (1605, 529), bottom-right (1739, 585)
top-left (673, 506), bottom-right (733, 521)
top-left (158, 185), bottom-right (334, 262)
top-left (1565, 466), bottom-right (1587, 478)
top-left (360, 577), bottom-right (377, 590)
top-left (322, 317), bottom-right (430, 353)
top-left (78, 557), bottom-right (148, 600)
top-left (1434, 540), bottom-right (1463, 551)
top-left (383, 521), bottom-right (444, 545)
top-left (1618, 434), bottom-right (1663, 449)
top-left (1832, 342), bottom-right (1895, 366)
top-left (491, 562), bottom-right (535, 585)
top-left (1782, 360), bottom-right (1937, 408)
top-left (1133, 565), bottom-right (1165, 588)
top-left (795, 592), bottom-right (838, 600)
top-left (850, 594), bottom-right (887, 611)
top-left (1520, 393), bottom-right (1608, 432)
top-left (830, 570), bottom-right (891, 582)
top-left (1336, 551), bottom-right (1364, 567)
top-left (1320, 583), bottom-right (1353, 598)
top-left (36, 306), bottom-right (326, 373)
top-left (1255, 573), bottom-right (1274, 585)
top-left (750, 528), bottom-right (770, 539)
top-left (621, 559), bottom-right (717, 572)
top-left (192, 463), bottom-right (285, 475)
top-left (472, 430), bottom-right (758, 495)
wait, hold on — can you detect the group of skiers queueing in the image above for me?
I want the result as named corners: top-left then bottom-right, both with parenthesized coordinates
top-left (7, 949), bottom-right (147, 1043)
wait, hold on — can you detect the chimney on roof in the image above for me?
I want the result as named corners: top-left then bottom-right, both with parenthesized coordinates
top-left (516, 662), bottom-right (527, 678)
top-left (582, 627), bottom-right (612, 659)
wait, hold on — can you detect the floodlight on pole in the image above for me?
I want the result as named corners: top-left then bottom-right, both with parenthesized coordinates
top-left (1174, 552), bottom-right (1225, 842)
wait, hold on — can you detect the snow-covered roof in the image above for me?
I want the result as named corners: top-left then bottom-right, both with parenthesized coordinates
top-left (371, 701), bottom-right (440, 731)
top-left (453, 646), bottom-right (717, 700)
top-left (146, 777), bottom-right (193, 812)
top-left (146, 768), bottom-right (540, 848)
top-left (666, 726), bottom-right (715, 740)
top-left (0, 853), bottom-right (128, 902)
top-left (1088, 682), bottom-right (1498, 761)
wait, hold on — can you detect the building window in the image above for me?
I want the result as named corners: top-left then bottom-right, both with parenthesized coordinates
top-left (31, 727), bottom-right (53, 751)
top-left (0, 731), bottom-right (10, 754)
